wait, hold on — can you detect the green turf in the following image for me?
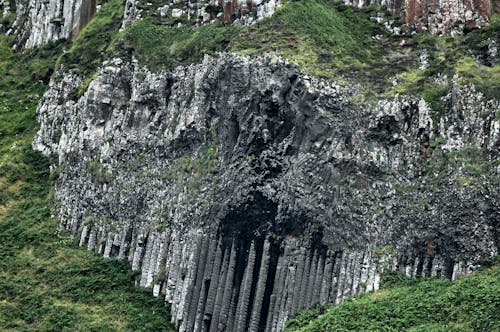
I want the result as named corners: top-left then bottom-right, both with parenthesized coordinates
top-left (286, 261), bottom-right (500, 332)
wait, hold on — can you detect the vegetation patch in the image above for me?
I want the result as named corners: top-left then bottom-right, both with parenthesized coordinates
top-left (286, 262), bottom-right (500, 331)
top-left (113, 17), bottom-right (240, 71)
top-left (57, 0), bottom-right (124, 97)
top-left (230, 0), bottom-right (389, 80)
top-left (163, 144), bottom-right (219, 188)
top-left (390, 145), bottom-right (497, 197)
top-left (86, 160), bottom-right (114, 185)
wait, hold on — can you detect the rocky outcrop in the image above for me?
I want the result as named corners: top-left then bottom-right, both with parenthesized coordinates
top-left (0, 0), bottom-right (11, 17)
top-left (122, 0), bottom-right (281, 29)
top-left (4, 0), bottom-right (96, 49)
top-left (122, 0), bottom-right (496, 34)
top-left (34, 54), bottom-right (499, 331)
top-left (346, 0), bottom-right (496, 34)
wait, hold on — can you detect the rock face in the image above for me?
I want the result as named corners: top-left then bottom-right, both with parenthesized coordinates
top-left (345, 0), bottom-right (496, 34)
top-left (34, 54), bottom-right (499, 331)
top-left (3, 0), bottom-right (96, 49)
top-left (122, 0), bottom-right (281, 28)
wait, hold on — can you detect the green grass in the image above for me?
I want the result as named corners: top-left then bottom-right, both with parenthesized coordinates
top-left (230, 0), bottom-right (387, 79)
top-left (388, 21), bottom-right (500, 101)
top-left (57, 0), bottom-right (124, 97)
top-left (113, 17), bottom-right (241, 71)
top-left (0, 35), bottom-right (174, 332)
top-left (286, 262), bottom-right (500, 332)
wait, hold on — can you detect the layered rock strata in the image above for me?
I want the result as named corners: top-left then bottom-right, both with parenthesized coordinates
top-left (34, 54), bottom-right (499, 331)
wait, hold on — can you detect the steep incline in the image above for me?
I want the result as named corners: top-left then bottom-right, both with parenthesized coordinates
top-left (0, 35), bottom-right (175, 331)
top-left (286, 260), bottom-right (499, 331)
top-left (0, 0), bottom-right (498, 331)
top-left (1, 0), bottom-right (498, 48)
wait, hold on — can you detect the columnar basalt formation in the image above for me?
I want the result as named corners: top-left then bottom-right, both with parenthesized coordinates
top-left (3, 0), bottom-right (96, 49)
top-left (33, 55), bottom-right (499, 331)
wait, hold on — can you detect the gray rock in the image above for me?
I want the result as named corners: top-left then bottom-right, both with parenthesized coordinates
top-left (34, 53), bottom-right (499, 331)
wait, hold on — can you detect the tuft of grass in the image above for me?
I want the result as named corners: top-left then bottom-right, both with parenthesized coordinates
top-left (230, 0), bottom-right (386, 79)
top-left (454, 57), bottom-right (500, 97)
top-left (286, 263), bottom-right (500, 331)
top-left (113, 17), bottom-right (241, 71)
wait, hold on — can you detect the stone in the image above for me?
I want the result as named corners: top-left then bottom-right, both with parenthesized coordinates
top-left (30, 30), bottom-right (499, 332)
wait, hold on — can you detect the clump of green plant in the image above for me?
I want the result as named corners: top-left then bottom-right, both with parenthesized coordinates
top-left (230, 0), bottom-right (387, 78)
top-left (389, 18), bottom-right (500, 102)
top-left (57, 0), bottom-right (124, 82)
top-left (113, 17), bottom-right (240, 71)
top-left (85, 160), bottom-right (114, 184)
top-left (286, 262), bottom-right (499, 331)
top-left (424, 146), bottom-right (493, 186)
top-left (163, 144), bottom-right (219, 185)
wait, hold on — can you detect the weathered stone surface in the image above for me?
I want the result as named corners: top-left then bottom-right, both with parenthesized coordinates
top-left (33, 52), bottom-right (499, 331)
top-left (122, 0), bottom-right (281, 29)
top-left (346, 0), bottom-right (496, 34)
top-left (4, 0), bottom-right (96, 49)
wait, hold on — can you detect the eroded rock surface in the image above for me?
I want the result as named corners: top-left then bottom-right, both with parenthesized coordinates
top-left (123, 0), bottom-right (281, 28)
top-left (345, 0), bottom-right (496, 34)
top-left (34, 54), bottom-right (499, 331)
top-left (3, 0), bottom-right (96, 49)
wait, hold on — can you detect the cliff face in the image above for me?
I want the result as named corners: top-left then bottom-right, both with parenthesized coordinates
top-left (1, 0), bottom-right (496, 330)
top-left (33, 53), bottom-right (499, 331)
top-left (1, 0), bottom-right (96, 49)
top-left (345, 0), bottom-right (496, 33)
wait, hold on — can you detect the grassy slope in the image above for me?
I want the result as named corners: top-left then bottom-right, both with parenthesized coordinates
top-left (0, 30), bottom-right (174, 332)
top-left (286, 263), bottom-right (500, 332)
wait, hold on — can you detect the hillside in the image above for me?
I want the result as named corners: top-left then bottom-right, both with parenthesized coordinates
top-left (286, 261), bottom-right (499, 331)
top-left (0, 0), bottom-right (499, 331)
top-left (0, 36), bottom-right (174, 331)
